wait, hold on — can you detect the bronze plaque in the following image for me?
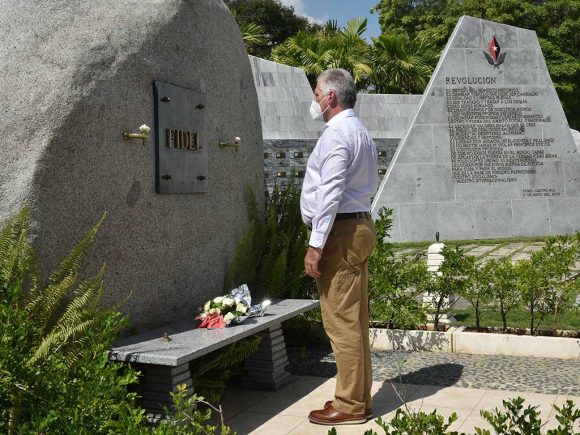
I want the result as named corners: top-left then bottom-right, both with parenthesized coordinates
top-left (154, 81), bottom-right (207, 193)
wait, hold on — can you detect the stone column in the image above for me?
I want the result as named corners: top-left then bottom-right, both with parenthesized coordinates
top-left (424, 240), bottom-right (456, 324)
top-left (133, 362), bottom-right (193, 424)
top-left (242, 323), bottom-right (292, 390)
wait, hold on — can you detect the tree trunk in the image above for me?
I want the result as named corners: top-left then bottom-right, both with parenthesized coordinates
top-left (530, 298), bottom-right (535, 334)
top-left (499, 298), bottom-right (507, 332)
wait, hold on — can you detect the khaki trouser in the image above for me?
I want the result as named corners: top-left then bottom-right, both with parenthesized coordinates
top-left (315, 217), bottom-right (376, 415)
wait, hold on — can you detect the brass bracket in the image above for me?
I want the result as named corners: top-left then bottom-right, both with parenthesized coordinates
top-left (123, 124), bottom-right (150, 145)
top-left (219, 136), bottom-right (241, 151)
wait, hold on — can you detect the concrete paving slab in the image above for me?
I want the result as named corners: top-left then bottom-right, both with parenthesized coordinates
top-left (221, 375), bottom-right (572, 434)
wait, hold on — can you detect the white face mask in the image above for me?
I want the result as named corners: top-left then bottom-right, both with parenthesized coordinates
top-left (309, 92), bottom-right (330, 121)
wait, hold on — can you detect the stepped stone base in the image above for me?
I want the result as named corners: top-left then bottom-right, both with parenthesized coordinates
top-left (242, 324), bottom-right (292, 390)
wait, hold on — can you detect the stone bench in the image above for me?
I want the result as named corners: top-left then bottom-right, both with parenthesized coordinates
top-left (109, 299), bottom-right (319, 417)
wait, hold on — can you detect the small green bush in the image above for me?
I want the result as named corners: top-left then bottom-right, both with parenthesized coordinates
top-left (225, 179), bottom-right (315, 301)
top-left (0, 207), bottom-right (146, 433)
top-left (328, 396), bottom-right (579, 435)
top-left (369, 208), bottom-right (430, 329)
top-left (0, 207), bottom-right (235, 434)
top-left (478, 397), bottom-right (579, 435)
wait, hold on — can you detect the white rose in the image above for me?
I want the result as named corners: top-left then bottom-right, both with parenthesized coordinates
top-left (213, 296), bottom-right (224, 304)
top-left (222, 297), bottom-right (235, 307)
top-left (203, 301), bottom-right (211, 312)
top-left (223, 312), bottom-right (235, 323)
top-left (236, 303), bottom-right (247, 314)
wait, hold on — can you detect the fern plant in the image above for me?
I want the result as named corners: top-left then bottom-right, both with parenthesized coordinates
top-left (225, 178), bottom-right (315, 301)
top-left (189, 336), bottom-right (261, 403)
top-left (0, 206), bottom-right (141, 433)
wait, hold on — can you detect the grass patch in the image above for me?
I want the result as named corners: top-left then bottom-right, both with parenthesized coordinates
top-left (392, 235), bottom-right (546, 250)
top-left (451, 307), bottom-right (580, 331)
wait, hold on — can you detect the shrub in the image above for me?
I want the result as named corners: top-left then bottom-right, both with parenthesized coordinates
top-left (478, 397), bottom-right (580, 435)
top-left (374, 409), bottom-right (459, 435)
top-left (0, 207), bottom-right (147, 433)
top-left (516, 236), bottom-right (579, 334)
top-left (456, 256), bottom-right (494, 331)
top-left (425, 245), bottom-right (470, 330)
top-left (488, 257), bottom-right (521, 331)
top-left (225, 179), bottom-right (315, 301)
top-left (368, 208), bottom-right (430, 329)
top-left (327, 396), bottom-right (579, 435)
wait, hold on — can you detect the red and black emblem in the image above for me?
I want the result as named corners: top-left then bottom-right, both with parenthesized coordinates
top-left (483, 35), bottom-right (506, 68)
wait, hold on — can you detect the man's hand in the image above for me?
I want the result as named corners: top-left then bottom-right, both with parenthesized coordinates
top-left (305, 246), bottom-right (322, 278)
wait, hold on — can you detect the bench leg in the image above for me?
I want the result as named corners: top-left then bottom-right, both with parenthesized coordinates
top-left (134, 362), bottom-right (193, 424)
top-left (242, 323), bottom-right (292, 390)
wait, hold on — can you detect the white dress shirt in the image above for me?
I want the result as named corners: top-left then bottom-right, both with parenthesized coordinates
top-left (300, 108), bottom-right (378, 249)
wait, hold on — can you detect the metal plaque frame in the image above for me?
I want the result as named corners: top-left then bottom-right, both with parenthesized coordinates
top-left (154, 81), bottom-right (208, 194)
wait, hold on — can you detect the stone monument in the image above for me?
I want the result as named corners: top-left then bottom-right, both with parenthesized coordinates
top-left (0, 0), bottom-right (263, 331)
top-left (249, 56), bottom-right (421, 194)
top-left (372, 16), bottom-right (580, 242)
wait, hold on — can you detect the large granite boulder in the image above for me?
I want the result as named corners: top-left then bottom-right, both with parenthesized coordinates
top-left (0, 0), bottom-right (263, 330)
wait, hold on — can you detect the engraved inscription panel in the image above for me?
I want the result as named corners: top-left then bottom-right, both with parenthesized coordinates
top-left (154, 81), bottom-right (207, 194)
top-left (446, 85), bottom-right (559, 197)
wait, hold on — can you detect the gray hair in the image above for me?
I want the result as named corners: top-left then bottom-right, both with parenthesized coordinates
top-left (317, 68), bottom-right (357, 109)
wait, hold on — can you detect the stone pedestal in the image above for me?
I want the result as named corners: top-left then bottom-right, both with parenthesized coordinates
top-left (133, 362), bottom-right (193, 424)
top-left (242, 324), bottom-right (292, 390)
top-left (424, 241), bottom-right (456, 324)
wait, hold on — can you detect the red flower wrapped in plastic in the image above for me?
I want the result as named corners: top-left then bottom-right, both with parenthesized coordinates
top-left (195, 312), bottom-right (225, 329)
top-left (195, 294), bottom-right (249, 328)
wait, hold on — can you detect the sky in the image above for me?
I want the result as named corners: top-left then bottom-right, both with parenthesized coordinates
top-left (278, 0), bottom-right (382, 40)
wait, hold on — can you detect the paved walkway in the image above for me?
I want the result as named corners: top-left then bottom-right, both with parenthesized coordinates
top-left (221, 376), bottom-right (578, 434)
top-left (218, 347), bottom-right (579, 434)
top-left (288, 346), bottom-right (580, 396)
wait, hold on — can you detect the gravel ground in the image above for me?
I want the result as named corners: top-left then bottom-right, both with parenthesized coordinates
top-left (287, 345), bottom-right (580, 396)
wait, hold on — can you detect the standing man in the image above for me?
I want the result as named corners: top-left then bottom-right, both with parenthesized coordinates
top-left (301, 68), bottom-right (378, 425)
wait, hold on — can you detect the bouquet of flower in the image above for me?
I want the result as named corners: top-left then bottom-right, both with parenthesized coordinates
top-left (196, 295), bottom-right (249, 328)
top-left (195, 284), bottom-right (270, 329)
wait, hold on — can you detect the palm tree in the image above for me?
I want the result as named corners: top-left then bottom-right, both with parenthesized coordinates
top-left (271, 18), bottom-right (373, 89)
top-left (369, 32), bottom-right (439, 94)
top-left (231, 11), bottom-right (267, 55)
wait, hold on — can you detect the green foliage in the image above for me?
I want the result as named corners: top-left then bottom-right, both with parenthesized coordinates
top-left (456, 256), bottom-right (494, 331)
top-left (237, 18), bottom-right (267, 52)
top-left (369, 208), bottom-right (430, 329)
top-left (0, 207), bottom-right (148, 433)
top-left (155, 386), bottom-right (235, 435)
top-left (478, 396), bottom-right (543, 434)
top-left (515, 236), bottom-right (579, 334)
top-left (426, 245), bottom-right (470, 329)
top-left (226, 180), bottom-right (315, 300)
top-left (369, 32), bottom-right (439, 94)
top-left (452, 306), bottom-right (580, 332)
top-left (271, 18), bottom-right (438, 95)
top-left (477, 396), bottom-right (580, 434)
top-left (371, 0), bottom-right (580, 129)
top-left (338, 397), bottom-right (580, 435)
top-left (550, 400), bottom-right (580, 435)
top-left (189, 336), bottom-right (261, 404)
top-left (225, 0), bottom-right (317, 58)
top-left (488, 257), bottom-right (521, 331)
top-left (272, 18), bottom-right (373, 89)
top-left (374, 409), bottom-right (461, 434)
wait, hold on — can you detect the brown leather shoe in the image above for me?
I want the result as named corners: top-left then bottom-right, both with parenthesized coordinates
top-left (324, 400), bottom-right (373, 419)
top-left (308, 404), bottom-right (367, 425)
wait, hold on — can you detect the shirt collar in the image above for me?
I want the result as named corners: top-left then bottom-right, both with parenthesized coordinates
top-left (324, 108), bottom-right (356, 128)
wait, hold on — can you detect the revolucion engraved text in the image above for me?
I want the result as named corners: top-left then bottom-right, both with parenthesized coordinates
top-left (445, 77), bottom-right (497, 85)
